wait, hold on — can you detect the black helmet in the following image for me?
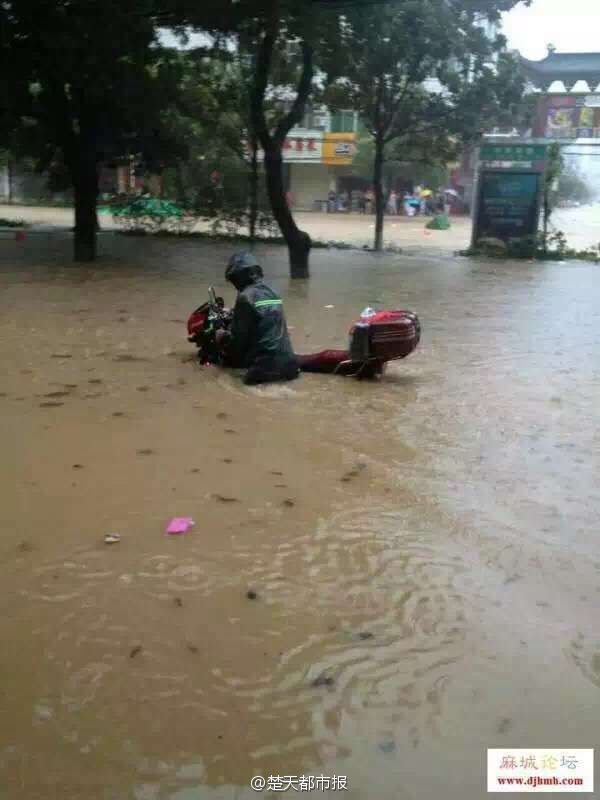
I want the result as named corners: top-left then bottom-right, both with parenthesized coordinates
top-left (225, 251), bottom-right (263, 290)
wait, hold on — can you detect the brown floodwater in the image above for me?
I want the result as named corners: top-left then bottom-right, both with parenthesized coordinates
top-left (1, 232), bottom-right (599, 800)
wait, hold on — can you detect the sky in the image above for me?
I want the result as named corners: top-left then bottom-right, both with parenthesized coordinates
top-left (501, 0), bottom-right (600, 60)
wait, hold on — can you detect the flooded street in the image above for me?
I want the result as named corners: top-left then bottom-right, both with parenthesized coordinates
top-left (1, 232), bottom-right (599, 800)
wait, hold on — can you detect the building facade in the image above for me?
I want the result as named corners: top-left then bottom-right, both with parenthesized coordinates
top-left (253, 108), bottom-right (360, 211)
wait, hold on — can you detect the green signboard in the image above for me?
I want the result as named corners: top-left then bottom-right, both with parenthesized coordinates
top-left (480, 144), bottom-right (548, 163)
top-left (473, 170), bottom-right (542, 243)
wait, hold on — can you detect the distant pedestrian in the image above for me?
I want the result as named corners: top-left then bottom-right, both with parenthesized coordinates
top-left (358, 191), bottom-right (366, 214)
top-left (328, 189), bottom-right (336, 213)
top-left (387, 190), bottom-right (398, 216)
top-left (365, 188), bottom-right (374, 214)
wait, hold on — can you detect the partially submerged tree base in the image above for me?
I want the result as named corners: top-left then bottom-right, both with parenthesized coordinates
top-left (288, 230), bottom-right (311, 279)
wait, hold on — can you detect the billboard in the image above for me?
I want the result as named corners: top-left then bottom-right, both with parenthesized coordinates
top-left (473, 170), bottom-right (542, 243)
top-left (249, 131), bottom-right (323, 164)
top-left (322, 133), bottom-right (357, 166)
top-left (248, 130), bottom-right (358, 166)
top-left (545, 96), bottom-right (600, 139)
top-left (479, 144), bottom-right (547, 172)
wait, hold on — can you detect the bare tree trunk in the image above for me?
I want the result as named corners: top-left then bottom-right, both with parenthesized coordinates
top-left (174, 162), bottom-right (187, 205)
top-left (372, 76), bottom-right (386, 251)
top-left (264, 143), bottom-right (310, 277)
top-left (249, 133), bottom-right (259, 243)
top-left (542, 186), bottom-right (549, 257)
top-left (7, 158), bottom-right (13, 205)
top-left (373, 133), bottom-right (385, 251)
top-left (73, 145), bottom-right (98, 262)
top-left (251, 4), bottom-right (313, 278)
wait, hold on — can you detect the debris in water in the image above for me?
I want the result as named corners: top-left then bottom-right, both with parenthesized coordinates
top-left (72, 464), bottom-right (84, 470)
top-left (378, 740), bottom-right (396, 754)
top-left (166, 517), bottom-right (194, 534)
top-left (357, 631), bottom-right (374, 640)
top-left (137, 448), bottom-right (154, 456)
top-left (17, 541), bottom-right (32, 553)
top-left (129, 645), bottom-right (143, 658)
top-left (44, 391), bottom-right (71, 398)
top-left (187, 644), bottom-right (198, 654)
top-left (213, 494), bottom-right (239, 503)
top-left (114, 354), bottom-right (149, 362)
top-left (246, 590), bottom-right (258, 600)
top-left (282, 499), bottom-right (295, 508)
top-left (51, 353), bottom-right (72, 359)
top-left (104, 533), bottom-right (121, 544)
top-left (312, 673), bottom-right (335, 688)
top-left (112, 412), bottom-right (125, 417)
top-left (174, 597), bottom-right (183, 607)
top-left (340, 462), bottom-right (367, 482)
top-left (216, 412), bottom-right (228, 419)
top-left (39, 402), bottom-right (64, 408)
top-left (222, 458), bottom-right (233, 464)
top-left (324, 304), bottom-right (334, 309)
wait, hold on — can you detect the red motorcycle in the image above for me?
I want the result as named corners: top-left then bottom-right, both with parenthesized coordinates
top-left (187, 289), bottom-right (420, 379)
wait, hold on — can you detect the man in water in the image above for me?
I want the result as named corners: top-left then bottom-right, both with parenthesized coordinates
top-left (216, 251), bottom-right (299, 385)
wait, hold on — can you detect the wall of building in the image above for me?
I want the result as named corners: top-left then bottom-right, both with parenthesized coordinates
top-left (289, 163), bottom-right (332, 211)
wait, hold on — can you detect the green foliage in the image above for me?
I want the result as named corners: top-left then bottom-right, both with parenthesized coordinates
top-left (353, 135), bottom-right (449, 189)
top-left (555, 165), bottom-right (595, 207)
top-left (324, 0), bottom-right (526, 249)
top-left (0, 218), bottom-right (26, 228)
top-left (466, 231), bottom-right (600, 262)
top-left (1, 1), bottom-right (184, 168)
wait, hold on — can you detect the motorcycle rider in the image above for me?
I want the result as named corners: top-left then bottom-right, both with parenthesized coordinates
top-left (216, 251), bottom-right (299, 385)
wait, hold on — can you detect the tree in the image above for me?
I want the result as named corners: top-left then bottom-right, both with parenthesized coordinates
top-left (327, 0), bottom-right (526, 250)
top-left (172, 0), bottom-right (342, 277)
top-left (352, 134), bottom-right (449, 194)
top-left (1, 1), bottom-right (184, 262)
top-left (555, 163), bottom-right (595, 207)
top-left (541, 142), bottom-right (563, 255)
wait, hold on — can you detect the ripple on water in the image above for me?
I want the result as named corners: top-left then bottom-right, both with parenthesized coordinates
top-left (212, 505), bottom-right (476, 745)
top-left (18, 503), bottom-right (478, 778)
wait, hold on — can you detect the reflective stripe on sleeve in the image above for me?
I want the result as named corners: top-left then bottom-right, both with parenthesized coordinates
top-left (254, 299), bottom-right (283, 308)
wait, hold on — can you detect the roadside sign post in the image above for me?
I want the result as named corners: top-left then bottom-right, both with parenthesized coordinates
top-left (471, 144), bottom-right (548, 248)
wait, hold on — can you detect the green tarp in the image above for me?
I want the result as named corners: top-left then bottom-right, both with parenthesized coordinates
top-left (112, 198), bottom-right (186, 219)
top-left (426, 214), bottom-right (451, 231)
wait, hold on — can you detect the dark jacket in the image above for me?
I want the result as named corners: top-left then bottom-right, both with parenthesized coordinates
top-left (226, 280), bottom-right (298, 384)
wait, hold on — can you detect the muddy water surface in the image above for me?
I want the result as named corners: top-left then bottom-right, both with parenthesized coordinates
top-left (1, 235), bottom-right (599, 800)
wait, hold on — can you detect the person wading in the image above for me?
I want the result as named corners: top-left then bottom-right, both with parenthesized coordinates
top-left (216, 251), bottom-right (299, 385)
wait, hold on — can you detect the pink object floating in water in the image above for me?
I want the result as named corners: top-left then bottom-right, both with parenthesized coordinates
top-left (166, 517), bottom-right (195, 534)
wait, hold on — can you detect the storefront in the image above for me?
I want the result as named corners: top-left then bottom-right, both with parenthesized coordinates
top-left (254, 128), bottom-right (359, 211)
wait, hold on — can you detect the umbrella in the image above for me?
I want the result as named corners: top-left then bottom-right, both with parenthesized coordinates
top-left (421, 189), bottom-right (432, 197)
top-left (444, 189), bottom-right (460, 198)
